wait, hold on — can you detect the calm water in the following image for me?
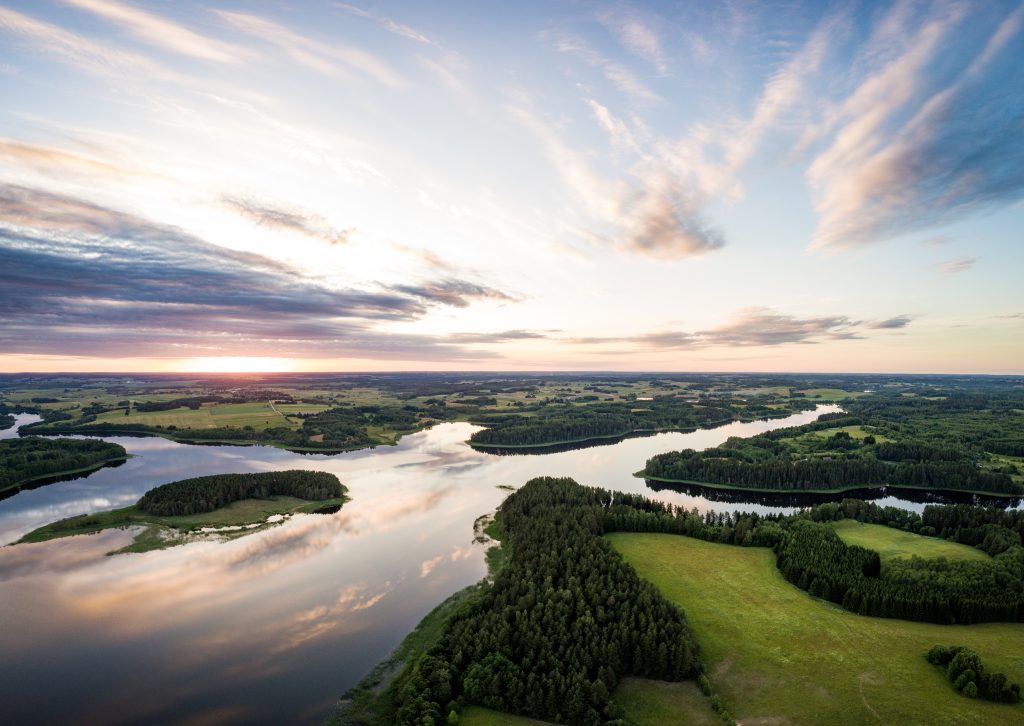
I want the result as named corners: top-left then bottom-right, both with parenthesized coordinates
top-left (0, 405), bottom-right (1004, 725)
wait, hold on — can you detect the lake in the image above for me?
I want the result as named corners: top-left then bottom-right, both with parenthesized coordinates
top-left (0, 405), bottom-right (1007, 725)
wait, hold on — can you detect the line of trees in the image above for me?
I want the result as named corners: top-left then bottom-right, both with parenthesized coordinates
top-left (393, 477), bottom-right (701, 725)
top-left (644, 449), bottom-right (1021, 494)
top-left (0, 437), bottom-right (127, 491)
top-left (469, 399), bottom-right (738, 447)
top-left (137, 470), bottom-right (344, 516)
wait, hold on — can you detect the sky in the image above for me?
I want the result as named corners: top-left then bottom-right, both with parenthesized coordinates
top-left (0, 0), bottom-right (1021, 374)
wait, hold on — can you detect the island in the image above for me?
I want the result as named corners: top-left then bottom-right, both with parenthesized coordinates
top-left (1, 437), bottom-right (129, 494)
top-left (638, 383), bottom-right (1024, 498)
top-left (18, 470), bottom-right (347, 554)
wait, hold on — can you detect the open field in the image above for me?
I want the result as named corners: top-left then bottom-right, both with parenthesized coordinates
top-left (610, 532), bottom-right (1024, 725)
top-left (800, 387), bottom-right (868, 400)
top-left (831, 520), bottom-right (991, 565)
top-left (613, 678), bottom-right (718, 725)
top-left (92, 402), bottom-right (297, 431)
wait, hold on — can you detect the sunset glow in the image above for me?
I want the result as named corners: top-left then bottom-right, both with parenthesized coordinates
top-left (0, 0), bottom-right (1021, 373)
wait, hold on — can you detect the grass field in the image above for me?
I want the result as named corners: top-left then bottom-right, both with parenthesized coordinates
top-left (831, 520), bottom-right (991, 566)
top-left (810, 424), bottom-right (891, 442)
top-left (610, 532), bottom-right (1024, 725)
top-left (613, 678), bottom-right (717, 725)
top-left (91, 402), bottom-right (297, 431)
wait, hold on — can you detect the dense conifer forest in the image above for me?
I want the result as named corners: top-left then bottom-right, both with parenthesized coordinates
top-left (392, 477), bottom-right (701, 725)
top-left (137, 470), bottom-right (344, 516)
top-left (0, 437), bottom-right (127, 492)
top-left (643, 389), bottom-right (1024, 495)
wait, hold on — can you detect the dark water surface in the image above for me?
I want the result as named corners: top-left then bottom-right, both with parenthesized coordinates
top-left (0, 405), bottom-right (997, 725)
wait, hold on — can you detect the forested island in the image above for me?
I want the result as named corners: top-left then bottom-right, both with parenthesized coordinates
top-left (0, 437), bottom-right (128, 493)
top-left (19, 470), bottom-right (346, 553)
top-left (0, 412), bottom-right (14, 431)
top-left (641, 387), bottom-right (1024, 496)
top-left (337, 477), bottom-right (1024, 725)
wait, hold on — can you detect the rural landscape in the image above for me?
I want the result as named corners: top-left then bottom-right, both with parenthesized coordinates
top-left (1, 0), bottom-right (1022, 725)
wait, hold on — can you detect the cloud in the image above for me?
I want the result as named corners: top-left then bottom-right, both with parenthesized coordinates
top-left (596, 9), bottom-right (668, 73)
top-left (222, 196), bottom-right (352, 245)
top-left (619, 177), bottom-right (725, 258)
top-left (545, 32), bottom-right (660, 102)
top-left (63, 0), bottom-right (246, 63)
top-left (448, 330), bottom-right (551, 344)
top-left (868, 315), bottom-right (913, 329)
top-left (0, 137), bottom-right (135, 179)
top-left (587, 99), bottom-right (639, 153)
top-left (0, 6), bottom-right (171, 80)
top-left (808, 4), bottom-right (1024, 249)
top-left (216, 10), bottom-right (403, 87)
top-left (0, 185), bottom-right (513, 359)
top-left (335, 3), bottom-right (434, 45)
top-left (938, 256), bottom-right (978, 275)
top-left (565, 308), bottom-right (876, 350)
top-left (698, 307), bottom-right (860, 346)
top-left (394, 279), bottom-right (518, 308)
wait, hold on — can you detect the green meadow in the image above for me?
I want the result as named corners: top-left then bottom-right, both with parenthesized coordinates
top-left (609, 532), bottom-right (1024, 725)
top-left (831, 520), bottom-right (991, 565)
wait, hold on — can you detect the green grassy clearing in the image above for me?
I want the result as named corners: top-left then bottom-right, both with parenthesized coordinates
top-left (831, 520), bottom-right (991, 566)
top-left (613, 678), bottom-right (718, 726)
top-left (18, 495), bottom-right (344, 553)
top-left (92, 402), bottom-right (296, 431)
top-left (799, 388), bottom-right (867, 400)
top-left (459, 707), bottom-right (554, 725)
top-left (810, 424), bottom-right (891, 442)
top-left (610, 532), bottom-right (1024, 725)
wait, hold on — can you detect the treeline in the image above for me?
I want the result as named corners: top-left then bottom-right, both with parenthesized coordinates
top-left (608, 492), bottom-right (1024, 624)
top-left (469, 399), bottom-right (736, 447)
top-left (927, 645), bottom-right (1021, 702)
top-left (0, 412), bottom-right (13, 431)
top-left (0, 437), bottom-right (127, 491)
top-left (394, 477), bottom-right (700, 725)
top-left (644, 449), bottom-right (1020, 494)
top-left (137, 470), bottom-right (344, 516)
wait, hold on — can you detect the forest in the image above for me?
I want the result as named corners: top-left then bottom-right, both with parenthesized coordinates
top-left (387, 478), bottom-right (1024, 724)
top-left (642, 388), bottom-right (1024, 496)
top-left (0, 412), bottom-right (13, 430)
top-left (137, 470), bottom-right (344, 516)
top-left (391, 477), bottom-right (701, 725)
top-left (0, 437), bottom-right (127, 492)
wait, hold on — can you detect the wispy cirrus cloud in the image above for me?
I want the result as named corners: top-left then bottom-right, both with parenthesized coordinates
top-left (335, 3), bottom-right (434, 45)
top-left (0, 5), bottom-right (171, 79)
top-left (63, 0), bottom-right (247, 63)
top-left (543, 31), bottom-right (660, 102)
top-left (938, 256), bottom-right (978, 275)
top-left (596, 7), bottom-right (668, 73)
top-left (215, 10), bottom-right (403, 87)
top-left (394, 279), bottom-right (518, 308)
top-left (808, 3), bottom-right (1024, 250)
top-left (222, 196), bottom-right (352, 245)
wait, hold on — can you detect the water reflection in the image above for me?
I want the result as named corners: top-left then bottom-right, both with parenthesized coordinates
top-left (3, 403), bottom-right (1004, 726)
top-left (646, 479), bottom-right (1024, 508)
